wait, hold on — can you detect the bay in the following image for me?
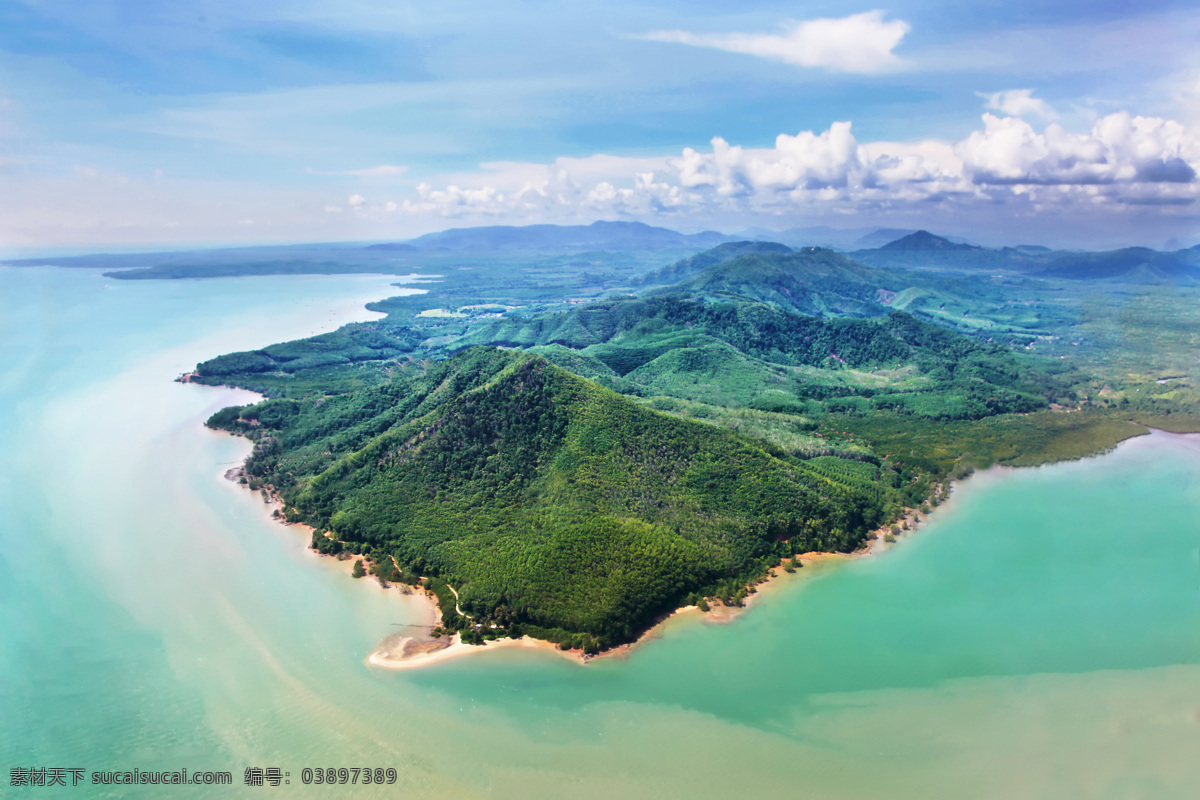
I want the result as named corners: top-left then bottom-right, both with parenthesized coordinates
top-left (2, 266), bottom-right (1198, 799)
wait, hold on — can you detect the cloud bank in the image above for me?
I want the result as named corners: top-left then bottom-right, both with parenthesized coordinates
top-left (5, 110), bottom-right (1196, 251)
top-left (339, 109), bottom-right (1197, 239)
top-left (957, 112), bottom-right (1197, 185)
top-left (640, 11), bottom-right (910, 73)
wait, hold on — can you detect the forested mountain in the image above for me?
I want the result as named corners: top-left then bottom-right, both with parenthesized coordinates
top-left (878, 230), bottom-right (979, 252)
top-left (732, 225), bottom-right (918, 249)
top-left (635, 240), bottom-right (793, 286)
top-left (658, 248), bottom-right (901, 317)
top-left (1038, 247), bottom-right (1200, 284)
top-left (451, 295), bottom-right (1058, 419)
top-left (12, 223), bottom-right (1198, 290)
top-left (194, 320), bottom-right (425, 380)
top-left (850, 234), bottom-right (1029, 273)
top-left (847, 233), bottom-right (1200, 283)
top-left (189, 225), bottom-right (1200, 651)
top-left (210, 348), bottom-right (894, 649)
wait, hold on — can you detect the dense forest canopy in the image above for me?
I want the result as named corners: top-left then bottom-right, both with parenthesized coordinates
top-left (210, 349), bottom-right (900, 648)
top-left (193, 232), bottom-right (1200, 649)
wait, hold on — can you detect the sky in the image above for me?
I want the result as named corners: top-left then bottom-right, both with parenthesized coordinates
top-left (1, 0), bottom-right (1199, 253)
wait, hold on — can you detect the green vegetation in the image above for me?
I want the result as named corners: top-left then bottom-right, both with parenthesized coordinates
top-left (210, 348), bottom-right (898, 647)
top-left (189, 319), bottom-right (426, 397)
top-left (831, 410), bottom-right (1156, 475)
top-left (453, 296), bottom-right (1070, 420)
top-left (189, 232), bottom-right (1200, 651)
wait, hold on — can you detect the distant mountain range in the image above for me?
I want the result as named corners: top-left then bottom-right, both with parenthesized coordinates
top-left (369, 220), bottom-right (735, 253)
top-left (877, 230), bottom-right (979, 252)
top-left (5, 221), bottom-right (1199, 286)
top-left (648, 246), bottom-right (898, 317)
top-left (1037, 247), bottom-right (1200, 283)
top-left (846, 231), bottom-right (1200, 284)
top-left (634, 240), bottom-right (793, 286)
top-left (364, 221), bottom-right (983, 255)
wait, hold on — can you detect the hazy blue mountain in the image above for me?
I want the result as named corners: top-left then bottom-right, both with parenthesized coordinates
top-left (385, 220), bottom-right (735, 253)
top-left (1039, 247), bottom-right (1200, 284)
top-left (7, 222), bottom-right (1195, 289)
top-left (853, 228), bottom-right (922, 249)
top-left (850, 231), bottom-right (1028, 273)
top-left (735, 226), bottom-right (919, 250)
top-left (879, 230), bottom-right (980, 252)
top-left (2, 243), bottom-right (364, 270)
top-left (362, 243), bottom-right (419, 253)
top-left (636, 241), bottom-right (793, 286)
top-left (655, 247), bottom-right (899, 317)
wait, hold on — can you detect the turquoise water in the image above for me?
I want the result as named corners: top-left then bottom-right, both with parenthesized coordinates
top-left (3, 266), bottom-right (1199, 799)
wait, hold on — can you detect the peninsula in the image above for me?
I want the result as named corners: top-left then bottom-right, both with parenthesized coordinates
top-left (188, 226), bottom-right (1200, 659)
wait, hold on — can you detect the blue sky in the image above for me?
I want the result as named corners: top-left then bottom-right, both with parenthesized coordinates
top-left (1, 0), bottom-right (1198, 252)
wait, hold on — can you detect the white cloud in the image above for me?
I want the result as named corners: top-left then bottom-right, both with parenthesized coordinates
top-left (673, 123), bottom-right (866, 196)
top-left (640, 11), bottom-right (910, 73)
top-left (7, 110), bottom-right (1195, 252)
top-left (400, 183), bottom-right (505, 216)
top-left (957, 111), bottom-right (1198, 185)
top-left (307, 164), bottom-right (408, 177)
top-left (979, 89), bottom-right (1055, 119)
top-left (377, 110), bottom-right (1198, 239)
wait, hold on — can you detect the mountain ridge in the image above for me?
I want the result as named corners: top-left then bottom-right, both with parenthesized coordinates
top-left (373, 220), bottom-right (736, 253)
top-left (212, 347), bottom-right (887, 648)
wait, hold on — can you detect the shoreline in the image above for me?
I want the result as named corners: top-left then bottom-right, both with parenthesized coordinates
top-left (214, 441), bottom-right (966, 672)
top-left (363, 482), bottom-right (963, 671)
top-left (210, 380), bottom-right (1191, 672)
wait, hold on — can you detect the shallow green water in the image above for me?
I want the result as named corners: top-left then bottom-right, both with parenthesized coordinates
top-left (3, 266), bottom-right (1199, 799)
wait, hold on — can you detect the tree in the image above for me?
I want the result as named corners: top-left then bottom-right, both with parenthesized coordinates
top-left (351, 559), bottom-right (366, 579)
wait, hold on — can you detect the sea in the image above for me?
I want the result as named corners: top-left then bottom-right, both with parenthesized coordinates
top-left (2, 265), bottom-right (1198, 799)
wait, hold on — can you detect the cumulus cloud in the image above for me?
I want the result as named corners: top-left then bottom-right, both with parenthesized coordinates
top-left (978, 89), bottom-right (1055, 119)
top-left (957, 111), bottom-right (1198, 185)
top-left (369, 109), bottom-right (1198, 233)
top-left (640, 11), bottom-right (909, 73)
top-left (400, 183), bottom-right (504, 216)
top-left (674, 123), bottom-right (866, 196)
top-left (348, 193), bottom-right (366, 208)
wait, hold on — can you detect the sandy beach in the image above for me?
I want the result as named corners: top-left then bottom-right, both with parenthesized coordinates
top-left (219, 421), bottom-right (975, 673)
top-left (367, 629), bottom-right (576, 671)
top-left (220, 430), bottom-right (1200, 674)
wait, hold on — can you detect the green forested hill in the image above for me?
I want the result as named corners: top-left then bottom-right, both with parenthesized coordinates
top-left (190, 319), bottom-right (426, 395)
top-left (211, 348), bottom-right (895, 648)
top-left (635, 240), bottom-right (793, 286)
top-left (453, 296), bottom-right (1061, 419)
top-left (192, 234), bottom-right (1200, 652)
top-left (1038, 247), bottom-right (1200, 284)
top-left (661, 247), bottom-right (899, 317)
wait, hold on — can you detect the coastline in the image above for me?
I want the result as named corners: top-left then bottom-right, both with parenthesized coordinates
top-left (366, 629), bottom-right (577, 671)
top-left (216, 443), bottom-right (965, 672)
top-left (210, 378), bottom-right (1191, 673)
top-left (363, 479), bottom-right (964, 672)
